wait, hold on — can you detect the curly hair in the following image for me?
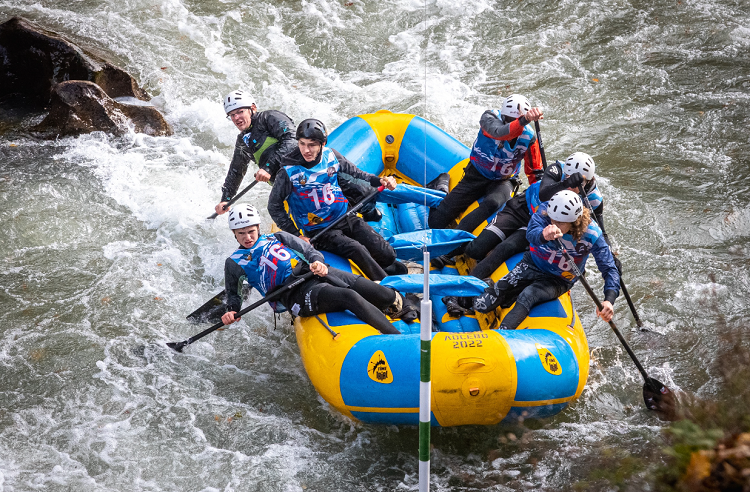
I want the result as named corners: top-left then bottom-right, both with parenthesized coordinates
top-left (568, 207), bottom-right (591, 241)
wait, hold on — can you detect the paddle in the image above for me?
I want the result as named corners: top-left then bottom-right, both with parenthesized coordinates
top-left (307, 185), bottom-right (384, 241)
top-left (169, 271), bottom-right (315, 352)
top-left (206, 180), bottom-right (259, 220)
top-left (534, 120), bottom-right (548, 171)
top-left (186, 185), bottom-right (384, 321)
top-left (555, 239), bottom-right (675, 417)
top-left (578, 185), bottom-right (644, 328)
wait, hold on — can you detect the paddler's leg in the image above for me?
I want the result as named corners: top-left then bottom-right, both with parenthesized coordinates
top-left (499, 275), bottom-right (572, 330)
top-left (343, 216), bottom-right (397, 271)
top-left (326, 268), bottom-right (408, 320)
top-left (455, 178), bottom-right (514, 233)
top-left (313, 286), bottom-right (401, 335)
top-left (428, 163), bottom-right (490, 229)
top-left (312, 225), bottom-right (388, 281)
top-left (470, 230), bottom-right (530, 280)
top-left (473, 255), bottom-right (535, 314)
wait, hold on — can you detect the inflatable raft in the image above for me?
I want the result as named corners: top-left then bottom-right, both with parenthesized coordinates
top-left (293, 111), bottom-right (590, 426)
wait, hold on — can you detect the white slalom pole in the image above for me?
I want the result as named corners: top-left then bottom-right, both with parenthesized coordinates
top-left (419, 248), bottom-right (432, 492)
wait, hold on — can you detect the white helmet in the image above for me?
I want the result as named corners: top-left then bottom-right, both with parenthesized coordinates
top-left (228, 204), bottom-right (262, 230)
top-left (563, 152), bottom-right (596, 180)
top-left (223, 90), bottom-right (255, 114)
top-left (500, 94), bottom-right (531, 121)
top-left (547, 190), bottom-right (583, 222)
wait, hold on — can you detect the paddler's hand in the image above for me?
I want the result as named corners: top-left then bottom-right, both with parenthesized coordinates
top-left (214, 201), bottom-right (230, 215)
top-left (300, 236), bottom-right (311, 243)
top-left (254, 168), bottom-right (271, 183)
top-left (380, 176), bottom-right (397, 191)
top-left (522, 107), bottom-right (544, 122)
top-left (543, 224), bottom-right (563, 241)
top-left (221, 311), bottom-right (239, 325)
top-left (310, 261), bottom-right (328, 276)
top-left (596, 301), bottom-right (614, 322)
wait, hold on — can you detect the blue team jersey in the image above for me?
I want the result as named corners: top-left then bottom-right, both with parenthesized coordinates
top-left (229, 235), bottom-right (301, 311)
top-left (470, 110), bottom-right (536, 181)
top-left (284, 147), bottom-right (349, 233)
top-left (527, 203), bottom-right (608, 284)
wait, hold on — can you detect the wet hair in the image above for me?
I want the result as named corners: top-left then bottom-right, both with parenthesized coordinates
top-left (568, 207), bottom-right (591, 241)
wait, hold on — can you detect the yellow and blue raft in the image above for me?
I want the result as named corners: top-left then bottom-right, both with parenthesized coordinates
top-left (293, 111), bottom-right (590, 427)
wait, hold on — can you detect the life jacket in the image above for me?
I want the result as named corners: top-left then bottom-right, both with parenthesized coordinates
top-left (284, 147), bottom-right (348, 232)
top-left (525, 162), bottom-right (604, 214)
top-left (469, 110), bottom-right (536, 180)
top-left (242, 135), bottom-right (278, 165)
top-left (229, 234), bottom-right (301, 312)
top-left (525, 181), bottom-right (543, 214)
top-left (529, 203), bottom-right (605, 281)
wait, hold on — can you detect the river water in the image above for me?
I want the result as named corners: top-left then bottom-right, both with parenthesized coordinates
top-left (1, 0), bottom-right (749, 490)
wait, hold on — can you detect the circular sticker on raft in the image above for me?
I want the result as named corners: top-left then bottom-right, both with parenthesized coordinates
top-left (367, 350), bottom-right (393, 384)
top-left (535, 343), bottom-right (562, 376)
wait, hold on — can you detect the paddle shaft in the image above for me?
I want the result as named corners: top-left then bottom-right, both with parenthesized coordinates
top-left (578, 185), bottom-right (643, 327)
top-left (309, 185), bottom-right (384, 243)
top-left (207, 180), bottom-right (259, 219)
top-left (555, 241), bottom-right (651, 382)
top-left (534, 121), bottom-right (548, 171)
top-left (170, 271), bottom-right (315, 352)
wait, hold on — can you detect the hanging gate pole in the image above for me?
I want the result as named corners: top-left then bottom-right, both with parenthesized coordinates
top-left (419, 248), bottom-right (432, 492)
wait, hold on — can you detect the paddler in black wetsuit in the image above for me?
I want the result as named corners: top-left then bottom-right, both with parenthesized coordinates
top-left (214, 90), bottom-right (381, 221)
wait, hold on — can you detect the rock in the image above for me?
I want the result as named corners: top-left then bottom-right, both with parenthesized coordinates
top-left (0, 16), bottom-right (171, 136)
top-left (31, 81), bottom-right (172, 138)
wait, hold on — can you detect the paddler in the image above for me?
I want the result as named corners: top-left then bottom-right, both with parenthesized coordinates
top-left (267, 119), bottom-right (402, 281)
top-left (214, 90), bottom-right (381, 221)
top-left (221, 204), bottom-right (403, 334)
top-left (428, 94), bottom-right (545, 238)
top-left (465, 151), bottom-right (620, 279)
top-left (472, 190), bottom-right (620, 330)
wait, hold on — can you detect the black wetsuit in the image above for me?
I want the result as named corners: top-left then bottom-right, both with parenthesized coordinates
top-left (220, 110), bottom-right (297, 202)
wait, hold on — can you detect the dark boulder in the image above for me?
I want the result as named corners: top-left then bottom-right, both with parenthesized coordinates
top-left (31, 81), bottom-right (171, 137)
top-left (0, 16), bottom-right (172, 136)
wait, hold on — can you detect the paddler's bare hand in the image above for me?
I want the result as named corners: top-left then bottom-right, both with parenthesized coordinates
top-left (310, 261), bottom-right (328, 276)
top-left (543, 224), bottom-right (563, 241)
top-left (522, 107), bottom-right (544, 122)
top-left (596, 301), bottom-right (614, 322)
top-left (254, 168), bottom-right (271, 183)
top-left (300, 236), bottom-right (311, 243)
top-left (215, 201), bottom-right (230, 215)
top-left (221, 311), bottom-right (239, 325)
top-left (380, 176), bottom-right (397, 191)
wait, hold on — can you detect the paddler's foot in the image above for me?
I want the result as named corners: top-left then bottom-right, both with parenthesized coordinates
top-left (427, 172), bottom-right (450, 194)
top-left (384, 260), bottom-right (408, 276)
top-left (430, 254), bottom-right (454, 269)
top-left (443, 296), bottom-right (472, 317)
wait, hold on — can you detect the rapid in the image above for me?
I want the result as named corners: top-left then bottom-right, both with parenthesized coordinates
top-left (1, 0), bottom-right (749, 490)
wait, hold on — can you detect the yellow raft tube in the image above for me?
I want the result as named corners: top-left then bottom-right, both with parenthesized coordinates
top-left (294, 111), bottom-right (589, 426)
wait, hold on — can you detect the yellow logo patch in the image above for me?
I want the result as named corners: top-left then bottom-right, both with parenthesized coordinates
top-left (535, 343), bottom-right (562, 375)
top-left (367, 350), bottom-right (393, 384)
top-left (307, 212), bottom-right (323, 225)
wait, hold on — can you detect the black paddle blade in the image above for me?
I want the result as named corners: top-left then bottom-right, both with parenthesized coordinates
top-left (643, 377), bottom-right (678, 420)
top-left (166, 341), bottom-right (188, 353)
top-left (186, 291), bottom-right (227, 321)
